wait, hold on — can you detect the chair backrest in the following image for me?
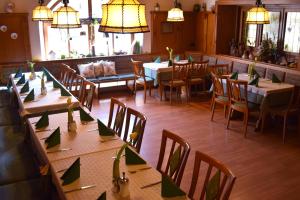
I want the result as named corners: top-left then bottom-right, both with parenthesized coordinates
top-left (211, 64), bottom-right (230, 75)
top-left (188, 151), bottom-right (236, 200)
top-left (227, 79), bottom-right (248, 105)
top-left (60, 64), bottom-right (76, 87)
top-left (172, 62), bottom-right (191, 82)
top-left (211, 72), bottom-right (228, 98)
top-left (71, 74), bottom-right (85, 100)
top-left (156, 129), bottom-right (190, 186)
top-left (81, 80), bottom-right (96, 111)
top-left (123, 107), bottom-right (147, 153)
top-left (108, 98), bottom-right (126, 137)
top-left (131, 59), bottom-right (145, 80)
top-left (189, 61), bottom-right (209, 78)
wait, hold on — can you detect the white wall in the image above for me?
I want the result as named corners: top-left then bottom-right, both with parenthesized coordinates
top-left (0, 0), bottom-right (204, 60)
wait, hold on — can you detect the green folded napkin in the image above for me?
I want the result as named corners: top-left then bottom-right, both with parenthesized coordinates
top-left (42, 67), bottom-right (53, 82)
top-left (79, 107), bottom-right (94, 122)
top-left (97, 191), bottom-right (106, 200)
top-left (60, 157), bottom-right (80, 186)
top-left (251, 69), bottom-right (260, 78)
top-left (188, 55), bottom-right (194, 63)
top-left (16, 74), bottom-right (25, 85)
top-left (154, 56), bottom-right (161, 63)
top-left (272, 74), bottom-right (281, 83)
top-left (7, 79), bottom-right (12, 89)
top-left (61, 87), bottom-right (72, 96)
top-left (205, 170), bottom-right (221, 200)
top-left (249, 76), bottom-right (259, 87)
top-left (97, 119), bottom-right (115, 136)
top-left (230, 72), bottom-right (238, 80)
top-left (45, 127), bottom-right (60, 149)
top-left (24, 89), bottom-right (35, 102)
top-left (161, 175), bottom-right (186, 198)
top-left (20, 81), bottom-right (29, 93)
top-left (169, 146), bottom-right (181, 176)
top-left (174, 55), bottom-right (180, 62)
top-left (125, 146), bottom-right (146, 165)
top-left (35, 112), bottom-right (49, 129)
top-left (14, 68), bottom-right (23, 78)
top-left (53, 80), bottom-right (61, 89)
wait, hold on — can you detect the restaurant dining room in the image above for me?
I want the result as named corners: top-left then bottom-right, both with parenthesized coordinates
top-left (1, 0), bottom-right (300, 199)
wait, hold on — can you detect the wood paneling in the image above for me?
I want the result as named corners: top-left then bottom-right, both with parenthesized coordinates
top-left (151, 11), bottom-right (196, 54)
top-left (195, 12), bottom-right (216, 55)
top-left (0, 13), bottom-right (31, 64)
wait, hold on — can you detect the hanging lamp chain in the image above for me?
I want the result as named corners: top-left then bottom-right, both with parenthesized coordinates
top-left (63, 0), bottom-right (69, 6)
top-left (38, 0), bottom-right (44, 5)
top-left (174, 0), bottom-right (178, 8)
top-left (256, 0), bottom-right (263, 7)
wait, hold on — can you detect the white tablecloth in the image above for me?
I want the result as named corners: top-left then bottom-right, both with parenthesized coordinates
top-left (11, 72), bottom-right (80, 116)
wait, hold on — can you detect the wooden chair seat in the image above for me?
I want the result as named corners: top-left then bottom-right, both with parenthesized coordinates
top-left (215, 95), bottom-right (229, 103)
top-left (189, 77), bottom-right (204, 83)
top-left (232, 102), bottom-right (259, 111)
top-left (136, 77), bottom-right (154, 84)
top-left (162, 80), bottom-right (186, 87)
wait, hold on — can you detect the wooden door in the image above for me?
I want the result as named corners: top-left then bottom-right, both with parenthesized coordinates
top-left (0, 13), bottom-right (31, 64)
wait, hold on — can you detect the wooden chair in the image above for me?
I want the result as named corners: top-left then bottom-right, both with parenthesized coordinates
top-left (80, 80), bottom-right (96, 111)
top-left (131, 59), bottom-right (154, 103)
top-left (156, 129), bottom-right (190, 186)
top-left (160, 62), bottom-right (191, 104)
top-left (60, 64), bottom-right (76, 87)
top-left (108, 98), bottom-right (126, 137)
top-left (210, 64), bottom-right (230, 75)
top-left (123, 107), bottom-right (147, 153)
top-left (260, 88), bottom-right (295, 143)
top-left (210, 73), bottom-right (230, 121)
top-left (187, 60), bottom-right (209, 99)
top-left (69, 74), bottom-right (85, 99)
top-left (188, 151), bottom-right (236, 200)
top-left (226, 79), bottom-right (259, 137)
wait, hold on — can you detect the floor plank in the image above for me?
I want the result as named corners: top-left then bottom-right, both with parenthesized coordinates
top-left (91, 89), bottom-right (300, 200)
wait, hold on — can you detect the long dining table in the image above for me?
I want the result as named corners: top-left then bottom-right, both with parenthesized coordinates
top-left (10, 72), bottom-right (80, 117)
top-left (27, 111), bottom-right (188, 200)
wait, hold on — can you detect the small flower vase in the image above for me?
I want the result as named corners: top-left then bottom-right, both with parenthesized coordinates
top-left (41, 87), bottom-right (47, 96)
top-left (68, 121), bottom-right (77, 132)
top-left (112, 158), bottom-right (121, 193)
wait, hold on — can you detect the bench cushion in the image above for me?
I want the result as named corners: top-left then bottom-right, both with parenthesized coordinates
top-left (265, 68), bottom-right (285, 81)
top-left (232, 62), bottom-right (248, 73)
top-left (87, 73), bottom-right (135, 83)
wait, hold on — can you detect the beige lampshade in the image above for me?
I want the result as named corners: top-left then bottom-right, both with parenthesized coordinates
top-left (99, 0), bottom-right (149, 33)
top-left (51, 5), bottom-right (81, 28)
top-left (167, 8), bottom-right (184, 22)
top-left (246, 7), bottom-right (270, 24)
top-left (32, 5), bottom-right (53, 21)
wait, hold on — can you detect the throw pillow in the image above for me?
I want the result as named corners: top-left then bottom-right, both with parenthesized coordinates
top-left (94, 61), bottom-right (104, 77)
top-left (78, 63), bottom-right (95, 78)
top-left (103, 61), bottom-right (117, 76)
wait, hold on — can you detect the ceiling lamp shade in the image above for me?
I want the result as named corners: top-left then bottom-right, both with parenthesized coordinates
top-left (246, 0), bottom-right (270, 24)
top-left (51, 0), bottom-right (81, 29)
top-left (99, 0), bottom-right (150, 33)
top-left (167, 8), bottom-right (184, 22)
top-left (32, 0), bottom-right (53, 21)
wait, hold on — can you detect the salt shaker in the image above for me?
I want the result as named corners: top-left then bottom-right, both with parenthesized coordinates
top-left (118, 172), bottom-right (130, 199)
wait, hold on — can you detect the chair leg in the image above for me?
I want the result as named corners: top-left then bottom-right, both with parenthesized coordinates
top-left (283, 114), bottom-right (288, 144)
top-left (97, 85), bottom-right (101, 99)
top-left (226, 108), bottom-right (232, 129)
top-left (210, 98), bottom-right (214, 111)
top-left (211, 101), bottom-right (216, 121)
top-left (133, 80), bottom-right (137, 95)
top-left (160, 84), bottom-right (163, 101)
top-left (244, 112), bottom-right (249, 138)
top-left (260, 112), bottom-right (266, 133)
top-left (143, 84), bottom-right (147, 103)
top-left (170, 86), bottom-right (172, 104)
top-left (224, 106), bottom-right (228, 118)
top-left (149, 84), bottom-right (152, 96)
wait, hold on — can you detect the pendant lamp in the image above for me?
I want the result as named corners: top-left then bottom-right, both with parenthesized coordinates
top-left (99, 0), bottom-right (150, 33)
top-left (51, 0), bottom-right (81, 29)
top-left (167, 0), bottom-right (184, 22)
top-left (246, 0), bottom-right (270, 24)
top-left (32, 0), bottom-right (53, 21)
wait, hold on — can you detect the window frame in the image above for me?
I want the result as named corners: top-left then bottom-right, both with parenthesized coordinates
top-left (43, 0), bottom-right (138, 59)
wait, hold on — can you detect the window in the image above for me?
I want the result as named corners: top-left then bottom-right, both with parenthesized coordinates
top-left (263, 12), bottom-right (280, 42)
top-left (246, 24), bottom-right (257, 46)
top-left (44, 0), bottom-right (143, 60)
top-left (284, 12), bottom-right (300, 53)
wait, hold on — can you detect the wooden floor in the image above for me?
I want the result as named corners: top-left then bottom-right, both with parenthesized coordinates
top-left (91, 89), bottom-right (300, 200)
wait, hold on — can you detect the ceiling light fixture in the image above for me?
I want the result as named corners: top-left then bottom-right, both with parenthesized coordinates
top-left (99, 0), bottom-right (150, 33)
top-left (51, 0), bottom-right (81, 29)
top-left (246, 0), bottom-right (270, 24)
top-left (32, 0), bottom-right (53, 21)
top-left (167, 0), bottom-right (184, 22)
